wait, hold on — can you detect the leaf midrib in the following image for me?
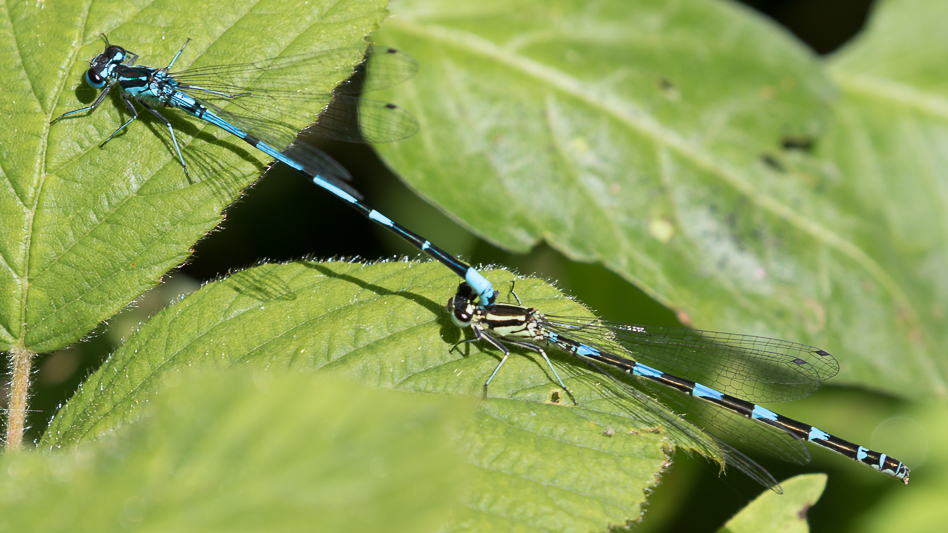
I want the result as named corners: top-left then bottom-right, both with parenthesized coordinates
top-left (832, 71), bottom-right (948, 123)
top-left (391, 17), bottom-right (926, 355)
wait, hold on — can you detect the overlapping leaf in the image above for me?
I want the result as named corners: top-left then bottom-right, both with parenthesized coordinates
top-left (369, 0), bottom-right (944, 397)
top-left (44, 261), bottom-right (714, 531)
top-left (8, 372), bottom-right (468, 532)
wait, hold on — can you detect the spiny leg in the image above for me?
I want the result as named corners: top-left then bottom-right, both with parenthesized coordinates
top-left (140, 101), bottom-right (192, 183)
top-left (50, 83), bottom-right (116, 124)
top-left (449, 337), bottom-right (480, 355)
top-left (509, 281), bottom-right (523, 306)
top-left (502, 339), bottom-right (577, 405)
top-left (99, 93), bottom-right (140, 147)
top-left (450, 327), bottom-right (513, 399)
top-left (165, 38), bottom-right (191, 70)
top-left (467, 328), bottom-right (512, 399)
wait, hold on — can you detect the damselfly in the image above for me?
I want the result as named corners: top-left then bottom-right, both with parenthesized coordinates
top-left (447, 282), bottom-right (910, 491)
top-left (50, 35), bottom-right (496, 306)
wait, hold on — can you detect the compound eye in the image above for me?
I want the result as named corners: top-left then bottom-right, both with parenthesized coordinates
top-left (451, 311), bottom-right (472, 328)
top-left (85, 68), bottom-right (106, 88)
top-left (448, 298), bottom-right (473, 328)
top-left (104, 46), bottom-right (124, 60)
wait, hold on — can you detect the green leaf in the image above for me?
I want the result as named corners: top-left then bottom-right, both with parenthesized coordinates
top-left (43, 261), bottom-right (721, 532)
top-left (0, 0), bottom-right (388, 354)
top-left (820, 0), bottom-right (948, 395)
top-left (365, 0), bottom-right (944, 397)
top-left (717, 474), bottom-right (827, 533)
top-left (5, 371), bottom-right (468, 532)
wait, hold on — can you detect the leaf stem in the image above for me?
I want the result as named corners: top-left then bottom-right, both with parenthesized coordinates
top-left (5, 345), bottom-right (35, 449)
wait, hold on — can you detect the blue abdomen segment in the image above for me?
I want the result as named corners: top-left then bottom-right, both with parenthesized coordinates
top-left (52, 37), bottom-right (498, 313)
top-left (630, 360), bottom-right (910, 484)
top-left (187, 103), bottom-right (498, 307)
top-left (549, 331), bottom-right (909, 484)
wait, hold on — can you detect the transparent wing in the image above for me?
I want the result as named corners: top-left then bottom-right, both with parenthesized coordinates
top-left (173, 47), bottom-right (419, 144)
top-left (197, 96), bottom-right (361, 198)
top-left (571, 354), bottom-right (785, 492)
top-left (312, 96), bottom-right (418, 143)
top-left (544, 316), bottom-right (839, 404)
top-left (172, 46), bottom-right (418, 95)
top-left (643, 377), bottom-right (811, 465)
top-left (282, 140), bottom-right (362, 200)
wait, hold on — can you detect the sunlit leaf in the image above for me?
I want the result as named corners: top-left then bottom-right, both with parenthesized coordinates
top-left (0, 0), bottom-right (388, 353)
top-left (44, 260), bottom-right (718, 532)
top-left (7, 371), bottom-right (467, 532)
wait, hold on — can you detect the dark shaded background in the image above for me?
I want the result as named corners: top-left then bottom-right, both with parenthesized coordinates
top-left (19, 1), bottom-right (903, 531)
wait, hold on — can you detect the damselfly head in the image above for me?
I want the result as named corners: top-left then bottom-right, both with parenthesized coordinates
top-left (84, 42), bottom-right (131, 88)
top-left (448, 283), bottom-right (476, 328)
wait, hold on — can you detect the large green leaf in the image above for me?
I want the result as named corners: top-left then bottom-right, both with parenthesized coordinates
top-left (43, 260), bottom-right (721, 532)
top-left (367, 0), bottom-right (943, 397)
top-left (5, 371), bottom-right (468, 532)
top-left (821, 0), bottom-right (948, 395)
top-left (0, 0), bottom-right (388, 354)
